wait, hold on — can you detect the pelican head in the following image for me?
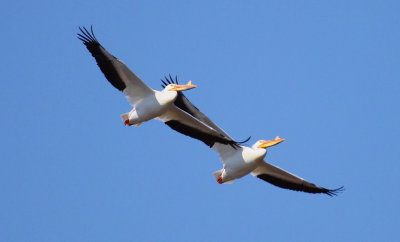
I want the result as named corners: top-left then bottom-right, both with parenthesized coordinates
top-left (254, 136), bottom-right (285, 149)
top-left (165, 81), bottom-right (197, 92)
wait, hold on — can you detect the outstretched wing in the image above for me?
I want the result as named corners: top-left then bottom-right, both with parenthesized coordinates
top-left (161, 75), bottom-right (234, 140)
top-left (78, 26), bottom-right (154, 104)
top-left (251, 161), bottom-right (344, 196)
top-left (158, 106), bottom-right (239, 148)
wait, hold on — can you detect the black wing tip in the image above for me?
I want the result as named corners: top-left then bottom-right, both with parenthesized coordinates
top-left (237, 136), bottom-right (251, 144)
top-left (164, 120), bottom-right (239, 148)
top-left (324, 186), bottom-right (345, 196)
top-left (228, 140), bottom-right (241, 149)
top-left (77, 25), bottom-right (99, 44)
top-left (256, 174), bottom-right (345, 196)
top-left (161, 74), bottom-right (179, 88)
top-left (225, 136), bottom-right (250, 149)
top-left (211, 138), bottom-right (241, 149)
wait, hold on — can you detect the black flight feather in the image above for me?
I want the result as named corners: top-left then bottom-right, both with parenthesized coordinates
top-left (256, 174), bottom-right (344, 196)
top-left (77, 26), bottom-right (126, 91)
top-left (160, 76), bottom-right (246, 148)
top-left (165, 120), bottom-right (238, 148)
top-left (79, 26), bottom-right (243, 149)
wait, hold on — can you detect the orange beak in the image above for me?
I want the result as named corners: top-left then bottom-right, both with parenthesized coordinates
top-left (169, 80), bottom-right (197, 91)
top-left (257, 136), bottom-right (286, 148)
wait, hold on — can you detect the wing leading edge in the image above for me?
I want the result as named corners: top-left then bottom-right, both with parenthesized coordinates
top-left (161, 75), bottom-right (249, 148)
top-left (78, 26), bottom-right (153, 103)
top-left (251, 161), bottom-right (344, 196)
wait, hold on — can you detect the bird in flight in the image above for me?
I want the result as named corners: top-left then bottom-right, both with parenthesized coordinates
top-left (78, 26), bottom-right (343, 196)
top-left (78, 26), bottom-right (240, 148)
top-left (212, 136), bottom-right (344, 196)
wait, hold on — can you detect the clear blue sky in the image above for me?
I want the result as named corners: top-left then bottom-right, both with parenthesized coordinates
top-left (1, 1), bottom-right (399, 241)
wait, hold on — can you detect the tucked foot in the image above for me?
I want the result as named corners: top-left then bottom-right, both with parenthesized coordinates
top-left (124, 119), bottom-right (130, 126)
top-left (217, 175), bottom-right (223, 184)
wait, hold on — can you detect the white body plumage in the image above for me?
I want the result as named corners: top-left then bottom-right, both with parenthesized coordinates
top-left (125, 88), bottom-right (178, 126)
top-left (213, 142), bottom-right (267, 183)
top-left (78, 26), bottom-right (343, 195)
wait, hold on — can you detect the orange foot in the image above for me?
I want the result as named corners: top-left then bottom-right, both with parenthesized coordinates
top-left (124, 119), bottom-right (130, 126)
top-left (217, 175), bottom-right (223, 184)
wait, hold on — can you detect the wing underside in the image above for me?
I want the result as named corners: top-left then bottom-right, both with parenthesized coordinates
top-left (78, 26), bottom-right (154, 104)
top-left (251, 161), bottom-right (344, 196)
top-left (159, 106), bottom-right (239, 148)
top-left (161, 75), bottom-right (234, 140)
top-left (161, 75), bottom-right (250, 149)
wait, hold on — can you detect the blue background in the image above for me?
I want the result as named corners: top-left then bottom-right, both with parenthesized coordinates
top-left (1, 1), bottom-right (399, 241)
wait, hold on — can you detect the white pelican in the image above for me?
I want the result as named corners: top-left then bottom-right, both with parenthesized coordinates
top-left (158, 77), bottom-right (344, 196)
top-left (159, 78), bottom-right (344, 196)
top-left (159, 77), bottom-right (344, 196)
top-left (78, 26), bottom-right (239, 147)
top-left (212, 136), bottom-right (344, 196)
